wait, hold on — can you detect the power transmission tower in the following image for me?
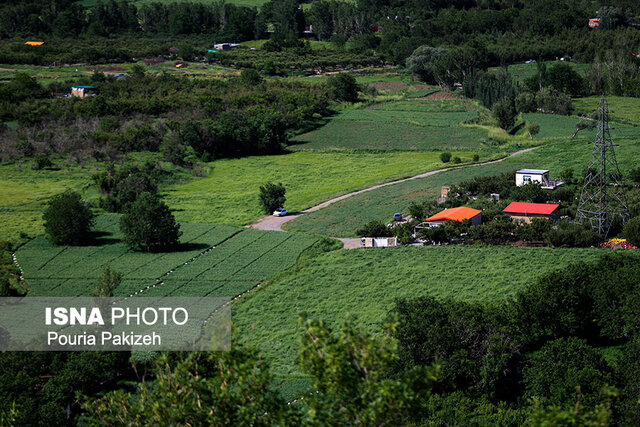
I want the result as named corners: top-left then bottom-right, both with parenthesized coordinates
top-left (575, 95), bottom-right (629, 237)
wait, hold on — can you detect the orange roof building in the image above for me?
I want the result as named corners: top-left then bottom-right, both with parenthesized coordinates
top-left (25, 41), bottom-right (45, 46)
top-left (426, 206), bottom-right (482, 226)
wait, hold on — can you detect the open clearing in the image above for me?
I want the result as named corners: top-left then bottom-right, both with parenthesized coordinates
top-left (163, 151), bottom-right (483, 226)
top-left (17, 214), bottom-right (317, 297)
top-left (234, 245), bottom-right (603, 377)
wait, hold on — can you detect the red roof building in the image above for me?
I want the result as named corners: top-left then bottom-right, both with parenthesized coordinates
top-left (426, 206), bottom-right (482, 226)
top-left (502, 202), bottom-right (560, 223)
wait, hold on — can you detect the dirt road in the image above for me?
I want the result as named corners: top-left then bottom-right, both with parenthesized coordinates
top-left (246, 145), bottom-right (542, 236)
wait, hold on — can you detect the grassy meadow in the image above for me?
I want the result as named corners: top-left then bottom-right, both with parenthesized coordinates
top-left (234, 245), bottom-right (603, 377)
top-left (162, 150), bottom-right (481, 226)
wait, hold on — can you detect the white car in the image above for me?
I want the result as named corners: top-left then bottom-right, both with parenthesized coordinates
top-left (273, 208), bottom-right (288, 217)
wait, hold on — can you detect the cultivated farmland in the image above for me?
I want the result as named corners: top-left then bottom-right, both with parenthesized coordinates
top-left (234, 245), bottom-right (604, 378)
top-left (17, 214), bottom-right (317, 298)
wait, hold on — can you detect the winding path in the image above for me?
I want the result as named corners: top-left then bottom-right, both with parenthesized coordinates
top-left (246, 146), bottom-right (543, 242)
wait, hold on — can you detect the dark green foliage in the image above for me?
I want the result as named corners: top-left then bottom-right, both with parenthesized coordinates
top-left (523, 338), bottom-right (611, 409)
top-left (624, 216), bottom-right (640, 247)
top-left (545, 220), bottom-right (602, 248)
top-left (298, 317), bottom-right (438, 426)
top-left (515, 91), bottom-right (537, 114)
top-left (240, 68), bottom-right (263, 86)
top-left (327, 73), bottom-right (360, 103)
top-left (468, 216), bottom-right (516, 244)
top-left (464, 68), bottom-right (519, 110)
top-left (546, 62), bottom-right (584, 96)
top-left (43, 190), bottom-right (95, 246)
top-left (393, 296), bottom-right (521, 401)
top-left (93, 163), bottom-right (160, 212)
top-left (406, 45), bottom-right (447, 84)
top-left (0, 351), bottom-right (129, 426)
top-left (258, 182), bottom-right (286, 215)
top-left (160, 131), bottom-right (197, 167)
top-left (356, 220), bottom-right (392, 237)
top-left (452, 156), bottom-right (462, 164)
top-left (515, 218), bottom-right (551, 241)
top-left (492, 97), bottom-right (517, 130)
top-left (119, 193), bottom-right (181, 252)
top-left (617, 337), bottom-right (640, 425)
top-left (537, 87), bottom-right (573, 115)
top-left (472, 154), bottom-right (480, 162)
top-left (440, 152), bottom-right (452, 163)
top-left (31, 152), bottom-right (52, 170)
top-left (512, 182), bottom-right (548, 203)
top-left (629, 167), bottom-right (640, 183)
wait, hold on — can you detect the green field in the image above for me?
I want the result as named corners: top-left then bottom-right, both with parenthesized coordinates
top-left (286, 129), bottom-right (640, 236)
top-left (290, 98), bottom-right (501, 152)
top-left (573, 96), bottom-right (640, 125)
top-left (16, 214), bottom-right (317, 297)
top-left (163, 151), bottom-right (481, 226)
top-left (234, 245), bottom-right (603, 377)
top-left (490, 61), bottom-right (590, 83)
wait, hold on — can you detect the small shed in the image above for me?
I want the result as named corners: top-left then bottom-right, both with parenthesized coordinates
top-left (25, 41), bottom-right (45, 46)
top-left (516, 169), bottom-right (550, 187)
top-left (426, 206), bottom-right (482, 226)
top-left (502, 202), bottom-right (560, 223)
top-left (71, 85), bottom-right (98, 98)
top-left (361, 237), bottom-right (398, 247)
top-left (589, 18), bottom-right (600, 28)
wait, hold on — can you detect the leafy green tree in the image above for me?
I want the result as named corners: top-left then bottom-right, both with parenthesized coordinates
top-left (527, 122), bottom-right (540, 139)
top-left (327, 73), bottom-right (360, 102)
top-left (547, 63), bottom-right (584, 96)
top-left (629, 167), bottom-right (640, 184)
top-left (120, 193), bottom-right (181, 252)
top-left (298, 316), bottom-right (439, 426)
top-left (92, 264), bottom-right (122, 297)
top-left (43, 190), bottom-right (95, 246)
top-left (515, 91), bottom-right (537, 113)
top-left (523, 338), bottom-right (612, 409)
top-left (85, 350), bottom-right (295, 425)
top-left (356, 220), bottom-right (393, 237)
top-left (258, 182), bottom-right (286, 214)
top-left (545, 220), bottom-right (602, 248)
top-left (492, 97), bottom-right (517, 130)
top-left (32, 153), bottom-right (52, 170)
top-left (440, 152), bottom-right (452, 163)
top-left (406, 45), bottom-right (447, 84)
top-left (527, 396), bottom-right (612, 426)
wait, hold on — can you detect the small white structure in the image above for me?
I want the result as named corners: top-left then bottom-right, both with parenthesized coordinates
top-left (361, 237), bottom-right (398, 247)
top-left (515, 169), bottom-right (564, 189)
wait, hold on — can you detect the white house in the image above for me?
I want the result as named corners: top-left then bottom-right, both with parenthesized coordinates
top-left (515, 169), bottom-right (550, 187)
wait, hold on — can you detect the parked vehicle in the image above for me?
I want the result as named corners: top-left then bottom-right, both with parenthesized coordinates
top-left (393, 213), bottom-right (402, 221)
top-left (273, 208), bottom-right (288, 217)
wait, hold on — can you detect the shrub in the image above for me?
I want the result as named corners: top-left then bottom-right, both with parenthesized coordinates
top-left (522, 337), bottom-right (611, 408)
top-left (629, 167), bottom-right (640, 184)
top-left (356, 220), bottom-right (392, 237)
top-left (624, 217), bottom-right (640, 247)
top-left (32, 153), bottom-right (52, 170)
top-left (472, 154), bottom-right (479, 162)
top-left (258, 182), bottom-right (286, 214)
top-left (93, 163), bottom-right (159, 212)
top-left (42, 190), bottom-right (95, 245)
top-left (452, 156), bottom-right (461, 164)
top-left (92, 264), bottom-right (122, 298)
top-left (545, 220), bottom-right (602, 248)
top-left (527, 122), bottom-right (540, 139)
top-left (327, 73), bottom-right (360, 102)
top-left (120, 193), bottom-right (181, 252)
top-left (240, 68), bottom-right (263, 86)
top-left (515, 91), bottom-right (537, 113)
top-left (440, 152), bottom-right (452, 163)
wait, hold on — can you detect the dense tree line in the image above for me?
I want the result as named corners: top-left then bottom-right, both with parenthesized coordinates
top-left (391, 251), bottom-right (640, 425)
top-left (0, 71), bottom-right (332, 163)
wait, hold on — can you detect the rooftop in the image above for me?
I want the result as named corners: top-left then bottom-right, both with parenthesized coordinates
top-left (426, 206), bottom-right (482, 222)
top-left (516, 169), bottom-right (549, 175)
top-left (503, 202), bottom-right (560, 215)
